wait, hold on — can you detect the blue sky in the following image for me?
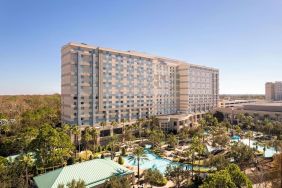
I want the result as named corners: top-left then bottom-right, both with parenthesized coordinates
top-left (0, 0), bottom-right (281, 95)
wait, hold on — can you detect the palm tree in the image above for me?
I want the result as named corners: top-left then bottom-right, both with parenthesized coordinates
top-left (137, 118), bottom-right (145, 140)
top-left (149, 115), bottom-right (159, 130)
top-left (237, 113), bottom-right (245, 125)
top-left (90, 128), bottom-right (99, 152)
top-left (120, 119), bottom-right (126, 141)
top-left (184, 136), bottom-right (205, 179)
top-left (20, 153), bottom-right (33, 187)
top-left (270, 139), bottom-right (282, 153)
top-left (100, 121), bottom-right (106, 128)
top-left (72, 125), bottom-right (80, 157)
top-left (82, 127), bottom-right (92, 159)
top-left (128, 146), bottom-right (148, 182)
top-left (265, 121), bottom-right (273, 135)
top-left (109, 135), bottom-right (118, 160)
top-left (111, 121), bottom-right (118, 127)
top-left (253, 113), bottom-right (259, 122)
top-left (245, 116), bottom-right (254, 130)
top-left (246, 131), bottom-right (253, 147)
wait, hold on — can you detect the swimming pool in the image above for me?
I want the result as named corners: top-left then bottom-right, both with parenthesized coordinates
top-left (123, 149), bottom-right (210, 174)
top-left (231, 135), bottom-right (277, 158)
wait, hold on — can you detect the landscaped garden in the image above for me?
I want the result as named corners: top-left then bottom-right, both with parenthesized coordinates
top-left (0, 95), bottom-right (282, 187)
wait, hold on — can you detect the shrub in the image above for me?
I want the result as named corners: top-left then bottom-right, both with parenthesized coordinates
top-left (89, 155), bottom-right (93, 160)
top-left (97, 146), bottom-right (102, 152)
top-left (67, 157), bottom-right (75, 165)
top-left (118, 156), bottom-right (124, 165)
top-left (101, 153), bottom-right (105, 159)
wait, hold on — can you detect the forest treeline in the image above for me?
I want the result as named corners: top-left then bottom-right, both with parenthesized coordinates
top-left (0, 94), bottom-right (61, 156)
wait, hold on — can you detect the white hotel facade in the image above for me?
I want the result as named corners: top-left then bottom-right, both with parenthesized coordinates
top-left (61, 42), bottom-right (219, 134)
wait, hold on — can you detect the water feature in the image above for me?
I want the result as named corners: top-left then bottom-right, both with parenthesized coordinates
top-left (231, 135), bottom-right (277, 158)
top-left (123, 148), bottom-right (210, 174)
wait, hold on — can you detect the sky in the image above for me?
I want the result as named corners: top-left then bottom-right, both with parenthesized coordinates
top-left (0, 0), bottom-right (281, 95)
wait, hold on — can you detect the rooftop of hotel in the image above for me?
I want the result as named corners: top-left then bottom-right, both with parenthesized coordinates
top-left (62, 42), bottom-right (219, 71)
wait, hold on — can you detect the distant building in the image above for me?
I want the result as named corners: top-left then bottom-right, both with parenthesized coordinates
top-left (265, 81), bottom-right (282, 101)
top-left (216, 102), bottom-right (282, 122)
top-left (33, 159), bottom-right (134, 188)
top-left (218, 99), bottom-right (259, 108)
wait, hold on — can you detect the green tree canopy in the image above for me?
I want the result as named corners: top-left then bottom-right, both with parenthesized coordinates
top-left (31, 124), bottom-right (74, 169)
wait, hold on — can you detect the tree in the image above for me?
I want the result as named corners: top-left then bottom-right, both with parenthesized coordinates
top-left (66, 179), bottom-right (86, 188)
top-left (1, 124), bottom-right (10, 136)
top-left (167, 134), bottom-right (178, 148)
top-left (204, 113), bottom-right (219, 127)
top-left (104, 176), bottom-right (131, 188)
top-left (124, 126), bottom-right (135, 145)
top-left (148, 115), bottom-right (159, 130)
top-left (62, 123), bottom-right (72, 137)
top-left (165, 165), bottom-right (189, 188)
top-left (72, 125), bottom-right (80, 157)
top-left (273, 153), bottom-right (282, 188)
top-left (111, 121), bottom-right (118, 127)
top-left (245, 131), bottom-right (253, 147)
top-left (201, 164), bottom-right (252, 188)
top-left (207, 154), bottom-right (229, 170)
top-left (120, 119), bottom-right (126, 142)
top-left (31, 124), bottom-right (74, 170)
top-left (221, 119), bottom-right (231, 132)
top-left (82, 127), bottom-right (91, 159)
top-left (100, 122), bottom-right (106, 128)
top-left (226, 164), bottom-right (252, 188)
top-left (237, 113), bottom-right (245, 125)
top-left (265, 121), bottom-right (273, 135)
top-left (144, 168), bottom-right (167, 186)
top-left (127, 146), bottom-right (148, 182)
top-left (148, 129), bottom-right (164, 148)
top-left (229, 143), bottom-right (254, 169)
top-left (271, 139), bottom-right (282, 153)
top-left (0, 156), bottom-right (11, 187)
top-left (137, 118), bottom-right (145, 140)
top-left (184, 136), bottom-right (205, 179)
top-left (19, 153), bottom-right (33, 187)
top-left (212, 131), bottom-right (230, 149)
top-left (245, 116), bottom-right (254, 130)
top-left (234, 125), bottom-right (242, 136)
top-left (198, 118), bottom-right (206, 129)
top-left (253, 113), bottom-right (259, 123)
top-left (90, 128), bottom-right (99, 152)
top-left (200, 169), bottom-right (236, 188)
top-left (18, 127), bottom-right (38, 152)
top-left (108, 135), bottom-right (119, 160)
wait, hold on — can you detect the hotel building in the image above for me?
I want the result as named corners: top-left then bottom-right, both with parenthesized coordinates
top-left (61, 42), bottom-right (219, 133)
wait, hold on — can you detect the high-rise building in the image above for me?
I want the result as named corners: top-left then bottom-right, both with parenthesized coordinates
top-left (265, 82), bottom-right (275, 101)
top-left (265, 81), bottom-right (282, 101)
top-left (61, 42), bottom-right (219, 133)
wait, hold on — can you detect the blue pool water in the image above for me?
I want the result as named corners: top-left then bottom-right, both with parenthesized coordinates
top-left (123, 149), bottom-right (209, 174)
top-left (231, 135), bottom-right (240, 141)
top-left (231, 135), bottom-right (277, 158)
